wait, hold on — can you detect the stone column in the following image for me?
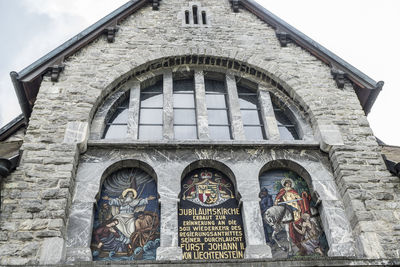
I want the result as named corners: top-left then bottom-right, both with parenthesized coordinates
top-left (241, 198), bottom-right (272, 259)
top-left (156, 197), bottom-right (183, 260)
top-left (258, 88), bottom-right (280, 141)
top-left (225, 73), bottom-right (246, 140)
top-left (127, 80), bottom-right (141, 139)
top-left (194, 69), bottom-right (209, 140)
top-left (163, 70), bottom-right (174, 140)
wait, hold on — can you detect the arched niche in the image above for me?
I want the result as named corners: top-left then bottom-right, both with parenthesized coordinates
top-left (178, 161), bottom-right (246, 260)
top-left (258, 160), bottom-right (329, 259)
top-left (91, 160), bottom-right (160, 261)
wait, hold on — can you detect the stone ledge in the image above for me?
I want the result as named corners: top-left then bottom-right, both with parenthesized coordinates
top-left (88, 140), bottom-right (320, 149)
top-left (21, 257), bottom-right (400, 267)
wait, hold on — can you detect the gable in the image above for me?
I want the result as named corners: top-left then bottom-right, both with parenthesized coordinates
top-left (9, 0), bottom-right (382, 125)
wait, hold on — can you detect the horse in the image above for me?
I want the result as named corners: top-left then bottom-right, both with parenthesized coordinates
top-left (263, 205), bottom-right (294, 254)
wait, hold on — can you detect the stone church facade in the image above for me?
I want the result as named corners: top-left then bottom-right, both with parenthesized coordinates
top-left (0, 0), bottom-right (399, 265)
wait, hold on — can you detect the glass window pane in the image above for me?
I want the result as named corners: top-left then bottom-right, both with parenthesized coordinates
top-left (238, 95), bottom-right (257, 109)
top-left (209, 126), bottom-right (231, 140)
top-left (139, 109), bottom-right (163, 124)
top-left (241, 110), bottom-right (261, 125)
top-left (109, 108), bottom-right (128, 124)
top-left (244, 126), bottom-right (265, 140)
top-left (206, 94), bottom-right (226, 108)
top-left (139, 125), bottom-right (163, 140)
top-left (208, 110), bottom-right (229, 125)
top-left (142, 81), bottom-right (163, 93)
top-left (205, 80), bottom-right (225, 93)
top-left (278, 126), bottom-right (299, 140)
top-left (174, 79), bottom-right (194, 93)
top-left (275, 110), bottom-right (293, 126)
top-left (140, 93), bottom-right (163, 108)
top-left (104, 125), bottom-right (127, 139)
top-left (174, 109), bottom-right (196, 124)
top-left (173, 94), bottom-right (195, 108)
top-left (174, 126), bottom-right (197, 140)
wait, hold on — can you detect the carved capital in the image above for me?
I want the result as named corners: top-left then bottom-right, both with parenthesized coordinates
top-left (331, 67), bottom-right (346, 89)
top-left (49, 65), bottom-right (65, 82)
top-left (231, 0), bottom-right (240, 13)
top-left (275, 30), bottom-right (290, 47)
top-left (149, 0), bottom-right (160, 10)
top-left (104, 26), bottom-right (118, 43)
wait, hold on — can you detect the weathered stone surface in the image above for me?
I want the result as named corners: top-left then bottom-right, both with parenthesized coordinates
top-left (39, 237), bottom-right (66, 264)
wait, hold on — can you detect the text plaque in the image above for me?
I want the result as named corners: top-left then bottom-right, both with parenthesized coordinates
top-left (178, 168), bottom-right (245, 260)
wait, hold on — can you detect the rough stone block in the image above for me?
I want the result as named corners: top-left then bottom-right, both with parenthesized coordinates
top-left (63, 121), bottom-right (89, 153)
top-left (39, 237), bottom-right (66, 264)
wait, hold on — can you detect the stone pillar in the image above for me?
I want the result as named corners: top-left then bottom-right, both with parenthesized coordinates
top-left (163, 70), bottom-right (174, 140)
top-left (127, 80), bottom-right (141, 139)
top-left (225, 73), bottom-right (246, 140)
top-left (258, 88), bottom-right (280, 141)
top-left (156, 197), bottom-right (183, 260)
top-left (241, 198), bottom-right (272, 259)
top-left (194, 70), bottom-right (209, 140)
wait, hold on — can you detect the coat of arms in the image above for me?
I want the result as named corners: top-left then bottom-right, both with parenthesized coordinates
top-left (182, 170), bottom-right (234, 206)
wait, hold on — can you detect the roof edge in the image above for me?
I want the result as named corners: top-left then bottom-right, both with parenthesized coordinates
top-left (17, 0), bottom-right (146, 79)
top-left (241, 0), bottom-right (382, 90)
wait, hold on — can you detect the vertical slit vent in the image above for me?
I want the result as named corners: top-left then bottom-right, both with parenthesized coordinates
top-left (185, 10), bottom-right (190, 24)
top-left (201, 11), bottom-right (207, 25)
top-left (193, 6), bottom-right (198, 24)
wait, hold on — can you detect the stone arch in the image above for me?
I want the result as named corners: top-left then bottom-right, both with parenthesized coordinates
top-left (89, 55), bottom-right (314, 141)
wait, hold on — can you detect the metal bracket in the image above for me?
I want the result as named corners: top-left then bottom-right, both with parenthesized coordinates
top-left (104, 26), bottom-right (118, 43)
top-left (276, 30), bottom-right (290, 47)
top-left (331, 67), bottom-right (346, 89)
top-left (48, 65), bottom-right (65, 82)
top-left (231, 0), bottom-right (240, 12)
top-left (148, 0), bottom-right (160, 10)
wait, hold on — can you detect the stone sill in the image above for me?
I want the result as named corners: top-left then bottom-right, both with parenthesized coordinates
top-left (88, 139), bottom-right (320, 149)
top-left (46, 257), bottom-right (399, 267)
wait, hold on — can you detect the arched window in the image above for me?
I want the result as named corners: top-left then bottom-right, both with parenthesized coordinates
top-left (258, 169), bottom-right (328, 258)
top-left (272, 99), bottom-right (299, 140)
top-left (91, 168), bottom-right (160, 261)
top-left (205, 79), bottom-right (232, 140)
top-left (139, 79), bottom-right (163, 140)
top-left (103, 96), bottom-right (129, 139)
top-left (237, 85), bottom-right (265, 140)
top-left (96, 67), bottom-right (310, 142)
top-left (173, 77), bottom-right (197, 139)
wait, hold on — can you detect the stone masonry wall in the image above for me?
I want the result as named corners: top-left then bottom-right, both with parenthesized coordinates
top-left (0, 0), bottom-right (399, 264)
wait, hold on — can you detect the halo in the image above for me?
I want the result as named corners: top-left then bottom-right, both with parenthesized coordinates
top-left (281, 178), bottom-right (294, 187)
top-left (122, 188), bottom-right (137, 199)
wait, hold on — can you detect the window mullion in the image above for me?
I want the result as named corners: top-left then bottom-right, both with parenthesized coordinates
top-left (195, 70), bottom-right (209, 140)
top-left (163, 71), bottom-right (174, 140)
top-left (225, 73), bottom-right (245, 140)
top-left (258, 87), bottom-right (280, 141)
top-left (127, 80), bottom-right (140, 139)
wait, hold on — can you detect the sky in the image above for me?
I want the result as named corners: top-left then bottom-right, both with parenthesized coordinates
top-left (0, 0), bottom-right (399, 146)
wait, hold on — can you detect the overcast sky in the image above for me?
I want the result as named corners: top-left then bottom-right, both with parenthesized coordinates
top-left (0, 0), bottom-right (399, 146)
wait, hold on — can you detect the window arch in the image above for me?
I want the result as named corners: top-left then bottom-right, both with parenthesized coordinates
top-left (103, 93), bottom-right (129, 139)
top-left (93, 64), bottom-right (312, 142)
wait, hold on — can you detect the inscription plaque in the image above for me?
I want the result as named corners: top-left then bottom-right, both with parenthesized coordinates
top-left (178, 168), bottom-right (245, 260)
